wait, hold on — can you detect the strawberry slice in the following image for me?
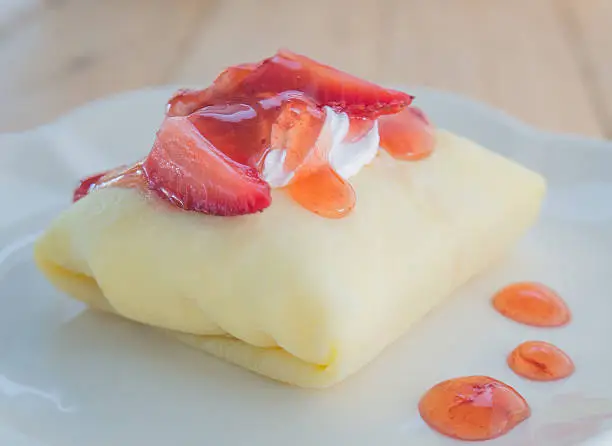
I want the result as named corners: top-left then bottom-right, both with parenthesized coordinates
top-left (166, 89), bottom-right (209, 118)
top-left (379, 106), bottom-right (435, 161)
top-left (238, 50), bottom-right (413, 118)
top-left (167, 50), bottom-right (412, 119)
top-left (166, 62), bottom-right (260, 117)
top-left (143, 116), bottom-right (271, 216)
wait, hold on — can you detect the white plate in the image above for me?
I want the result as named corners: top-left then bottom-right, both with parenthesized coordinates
top-left (1, 86), bottom-right (612, 446)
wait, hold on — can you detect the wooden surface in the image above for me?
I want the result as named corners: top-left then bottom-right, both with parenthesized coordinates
top-left (1, 0), bottom-right (610, 138)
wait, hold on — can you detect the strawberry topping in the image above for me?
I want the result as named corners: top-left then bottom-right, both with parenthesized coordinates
top-left (187, 91), bottom-right (324, 169)
top-left (166, 50), bottom-right (412, 120)
top-left (287, 165), bottom-right (356, 219)
top-left (167, 63), bottom-right (259, 117)
top-left (237, 50), bottom-right (413, 118)
top-left (142, 116), bottom-right (271, 216)
top-left (73, 50), bottom-right (434, 219)
top-left (379, 106), bottom-right (435, 161)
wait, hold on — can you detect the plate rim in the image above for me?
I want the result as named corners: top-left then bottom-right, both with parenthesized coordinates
top-left (1, 86), bottom-right (612, 445)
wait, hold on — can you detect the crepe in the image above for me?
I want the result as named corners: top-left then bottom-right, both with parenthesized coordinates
top-left (34, 130), bottom-right (546, 388)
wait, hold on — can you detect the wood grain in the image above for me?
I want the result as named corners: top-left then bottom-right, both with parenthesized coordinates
top-left (0, 0), bottom-right (215, 131)
top-left (380, 0), bottom-right (602, 137)
top-left (0, 0), bottom-right (610, 139)
top-left (559, 0), bottom-right (612, 138)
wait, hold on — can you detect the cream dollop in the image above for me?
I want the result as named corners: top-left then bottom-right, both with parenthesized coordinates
top-left (262, 106), bottom-right (380, 188)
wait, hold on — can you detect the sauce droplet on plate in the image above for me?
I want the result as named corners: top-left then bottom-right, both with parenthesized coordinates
top-left (508, 341), bottom-right (575, 381)
top-left (492, 282), bottom-right (571, 327)
top-left (418, 376), bottom-right (530, 441)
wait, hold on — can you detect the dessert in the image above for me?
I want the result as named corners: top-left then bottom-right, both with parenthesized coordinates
top-left (34, 50), bottom-right (546, 388)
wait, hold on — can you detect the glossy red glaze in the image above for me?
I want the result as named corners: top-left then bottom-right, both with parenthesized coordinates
top-left (419, 376), bottom-right (531, 441)
top-left (508, 341), bottom-right (575, 381)
top-left (72, 163), bottom-right (148, 202)
top-left (73, 172), bottom-right (107, 202)
top-left (379, 106), bottom-right (435, 161)
top-left (492, 282), bottom-right (571, 327)
top-left (166, 62), bottom-right (259, 117)
top-left (153, 87), bottom-right (369, 217)
top-left (287, 165), bottom-right (356, 219)
top-left (185, 91), bottom-right (325, 169)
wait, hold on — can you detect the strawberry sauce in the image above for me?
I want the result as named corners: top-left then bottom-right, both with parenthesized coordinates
top-left (492, 282), bottom-right (571, 327)
top-left (418, 376), bottom-right (531, 441)
top-left (508, 341), bottom-right (575, 381)
top-left (418, 282), bottom-right (574, 441)
top-left (73, 50), bottom-right (435, 217)
top-left (379, 107), bottom-right (435, 161)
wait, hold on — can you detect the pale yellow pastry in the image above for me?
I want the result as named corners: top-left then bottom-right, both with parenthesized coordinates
top-left (34, 130), bottom-right (545, 388)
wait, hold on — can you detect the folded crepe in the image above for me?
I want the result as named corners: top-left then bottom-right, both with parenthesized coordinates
top-left (34, 130), bottom-right (546, 388)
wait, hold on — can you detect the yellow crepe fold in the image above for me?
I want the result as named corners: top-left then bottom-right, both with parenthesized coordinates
top-left (34, 130), bottom-right (546, 388)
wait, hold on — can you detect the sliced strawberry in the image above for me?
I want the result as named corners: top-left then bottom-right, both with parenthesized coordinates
top-left (379, 106), bottom-right (435, 161)
top-left (143, 116), bottom-right (271, 216)
top-left (166, 89), bottom-right (209, 118)
top-left (185, 91), bottom-right (325, 173)
top-left (169, 50), bottom-right (413, 119)
top-left (238, 50), bottom-right (413, 118)
top-left (73, 172), bottom-right (107, 202)
top-left (166, 62), bottom-right (259, 117)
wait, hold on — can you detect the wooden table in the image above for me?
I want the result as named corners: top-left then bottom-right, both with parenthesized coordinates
top-left (1, 0), bottom-right (610, 138)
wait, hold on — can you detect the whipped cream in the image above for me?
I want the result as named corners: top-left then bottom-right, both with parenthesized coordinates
top-left (263, 106), bottom-right (380, 188)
